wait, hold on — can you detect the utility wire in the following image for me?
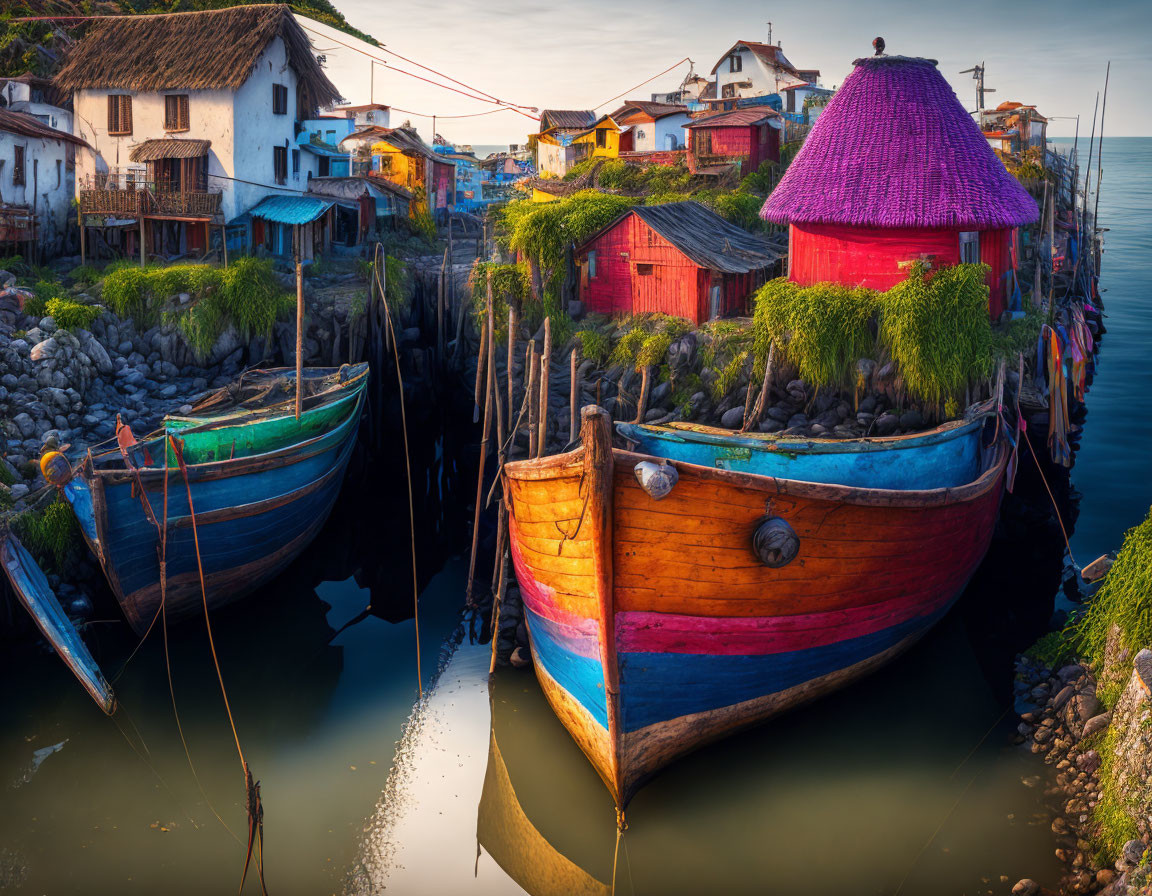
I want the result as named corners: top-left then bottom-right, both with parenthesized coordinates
top-left (594, 57), bottom-right (692, 111)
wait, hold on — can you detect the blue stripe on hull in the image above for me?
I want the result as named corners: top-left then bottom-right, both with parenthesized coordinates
top-left (616, 423), bottom-right (982, 490)
top-left (617, 604), bottom-right (950, 733)
top-left (524, 606), bottom-right (608, 729)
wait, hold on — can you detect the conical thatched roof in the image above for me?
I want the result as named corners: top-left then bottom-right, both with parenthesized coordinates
top-left (761, 55), bottom-right (1038, 230)
top-left (54, 5), bottom-right (340, 114)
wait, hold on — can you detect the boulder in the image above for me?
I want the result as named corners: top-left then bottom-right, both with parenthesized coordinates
top-left (720, 406), bottom-right (745, 429)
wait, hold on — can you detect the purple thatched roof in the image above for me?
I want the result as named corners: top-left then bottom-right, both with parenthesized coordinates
top-left (760, 55), bottom-right (1038, 230)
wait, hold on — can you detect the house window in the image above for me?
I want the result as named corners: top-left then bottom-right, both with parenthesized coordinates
top-left (959, 231), bottom-right (980, 264)
top-left (325, 129), bottom-right (336, 144)
top-left (164, 94), bottom-right (189, 131)
top-left (272, 83), bottom-right (288, 115)
top-left (729, 54), bottom-right (742, 73)
top-left (587, 250), bottom-right (596, 278)
top-left (273, 146), bottom-right (288, 184)
top-left (722, 83), bottom-right (737, 99)
top-left (13, 145), bottom-right (24, 186)
top-left (292, 149), bottom-right (300, 178)
top-left (637, 263), bottom-right (653, 276)
top-left (596, 128), bottom-right (607, 149)
top-left (107, 94), bottom-right (132, 135)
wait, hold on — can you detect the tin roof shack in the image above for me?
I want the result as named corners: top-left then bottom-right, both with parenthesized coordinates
top-left (247, 194), bottom-right (332, 261)
top-left (0, 108), bottom-right (91, 258)
top-left (686, 108), bottom-right (782, 177)
top-left (761, 53), bottom-right (1038, 319)
top-left (533, 109), bottom-right (596, 178)
top-left (610, 101), bottom-right (691, 152)
top-left (980, 102), bottom-right (1048, 154)
top-left (55, 4), bottom-right (341, 260)
top-left (571, 115), bottom-right (621, 161)
top-left (342, 126), bottom-right (455, 220)
top-left (0, 72), bottom-right (72, 133)
top-left (306, 176), bottom-right (411, 247)
top-left (574, 201), bottom-right (782, 324)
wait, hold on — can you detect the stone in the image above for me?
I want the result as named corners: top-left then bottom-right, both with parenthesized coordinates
top-left (12, 412), bottom-right (35, 439)
top-left (858, 394), bottom-right (877, 414)
top-left (1121, 840), bottom-right (1146, 867)
top-left (855, 358), bottom-right (876, 390)
top-left (1079, 712), bottom-right (1111, 741)
top-left (1072, 693), bottom-right (1102, 724)
top-left (649, 381), bottom-right (672, 405)
top-left (9, 483), bottom-right (29, 500)
top-left (899, 408), bottom-right (924, 430)
top-left (786, 413), bottom-right (807, 429)
top-left (567, 300), bottom-right (584, 319)
top-left (1095, 869), bottom-right (1115, 887)
top-left (809, 424), bottom-right (827, 435)
top-left (1011, 880), bottom-right (1039, 896)
top-left (29, 337), bottom-right (57, 362)
top-left (875, 412), bottom-right (899, 435)
top-left (1058, 663), bottom-right (1085, 683)
top-left (758, 420), bottom-right (783, 433)
top-left (767, 405), bottom-right (792, 423)
top-left (1135, 648), bottom-right (1152, 693)
top-left (721, 406), bottom-right (745, 429)
top-left (1053, 684), bottom-right (1077, 711)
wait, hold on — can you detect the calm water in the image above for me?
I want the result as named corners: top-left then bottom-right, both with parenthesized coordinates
top-left (2, 138), bottom-right (1149, 896)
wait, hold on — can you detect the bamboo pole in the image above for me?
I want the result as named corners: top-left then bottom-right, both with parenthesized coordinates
top-left (537, 317), bottom-right (551, 458)
top-left (739, 368), bottom-right (756, 431)
top-left (526, 344), bottom-right (539, 458)
top-left (490, 280), bottom-right (506, 459)
top-left (569, 348), bottom-right (579, 445)
top-left (437, 248), bottom-right (447, 363)
top-left (466, 274), bottom-right (497, 607)
top-left (1092, 61), bottom-right (1110, 259)
top-left (294, 225), bottom-right (304, 420)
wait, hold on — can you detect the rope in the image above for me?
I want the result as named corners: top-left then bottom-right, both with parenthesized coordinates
top-left (1022, 425), bottom-right (1078, 569)
top-left (372, 247), bottom-right (423, 701)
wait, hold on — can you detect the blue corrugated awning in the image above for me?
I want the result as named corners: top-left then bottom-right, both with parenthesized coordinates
top-left (247, 195), bottom-right (333, 225)
top-left (300, 142), bottom-right (346, 158)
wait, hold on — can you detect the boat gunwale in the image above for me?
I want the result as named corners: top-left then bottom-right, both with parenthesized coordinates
top-left (82, 386), bottom-right (366, 488)
top-left (504, 439), bottom-right (1008, 509)
top-left (615, 411), bottom-right (987, 455)
top-left (163, 363), bottom-right (369, 434)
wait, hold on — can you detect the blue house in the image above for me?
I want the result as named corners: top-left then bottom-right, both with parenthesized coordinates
top-left (298, 116), bottom-right (353, 177)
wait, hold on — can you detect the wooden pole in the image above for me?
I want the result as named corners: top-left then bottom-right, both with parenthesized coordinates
top-left (139, 220), bottom-right (146, 268)
top-left (222, 225), bottom-right (228, 268)
top-left (473, 305), bottom-right (488, 423)
top-left (466, 280), bottom-right (497, 607)
top-left (294, 224), bottom-right (304, 420)
top-left (744, 341), bottom-right (775, 432)
top-left (79, 214), bottom-right (85, 267)
top-left (438, 248), bottom-right (447, 363)
top-left (537, 317), bottom-right (551, 457)
top-left (580, 406), bottom-right (624, 817)
top-left (526, 344), bottom-right (539, 458)
top-left (633, 366), bottom-right (650, 424)
top-left (1092, 61), bottom-right (1110, 252)
top-left (506, 305), bottom-right (517, 431)
top-left (489, 274), bottom-right (505, 458)
top-left (740, 366), bottom-right (756, 431)
top-left (569, 348), bottom-right (579, 445)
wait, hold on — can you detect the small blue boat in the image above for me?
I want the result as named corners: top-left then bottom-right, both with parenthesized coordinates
top-left (58, 367), bottom-right (367, 635)
top-left (615, 413), bottom-right (990, 490)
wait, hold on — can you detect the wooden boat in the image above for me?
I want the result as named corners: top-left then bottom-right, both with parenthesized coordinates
top-left (56, 366), bottom-right (368, 635)
top-left (1, 533), bottom-right (116, 714)
top-left (615, 412), bottom-right (988, 490)
top-left (503, 405), bottom-right (1008, 813)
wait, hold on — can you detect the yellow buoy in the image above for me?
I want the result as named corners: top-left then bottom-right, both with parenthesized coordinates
top-left (40, 450), bottom-right (73, 487)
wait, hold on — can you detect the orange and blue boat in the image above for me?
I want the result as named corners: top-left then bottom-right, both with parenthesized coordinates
top-left (502, 405), bottom-right (1008, 815)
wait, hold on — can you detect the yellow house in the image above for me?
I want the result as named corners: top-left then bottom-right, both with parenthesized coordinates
top-left (571, 115), bottom-right (621, 159)
top-left (342, 126), bottom-right (455, 219)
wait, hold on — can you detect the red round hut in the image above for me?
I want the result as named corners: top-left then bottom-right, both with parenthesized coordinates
top-left (760, 53), bottom-right (1038, 318)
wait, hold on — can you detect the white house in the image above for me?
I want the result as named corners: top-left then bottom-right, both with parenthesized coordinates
top-left (53, 4), bottom-right (341, 258)
top-left (0, 108), bottom-right (90, 257)
top-left (711, 40), bottom-right (809, 105)
top-left (610, 101), bottom-right (691, 152)
top-left (331, 103), bottom-right (392, 130)
top-left (0, 73), bottom-right (73, 133)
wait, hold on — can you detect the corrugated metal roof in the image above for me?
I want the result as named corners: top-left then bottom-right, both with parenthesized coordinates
top-left (129, 138), bottom-right (211, 161)
top-left (248, 195), bottom-right (333, 225)
top-left (0, 108), bottom-right (90, 148)
top-left (539, 109), bottom-right (596, 130)
top-left (300, 142), bottom-right (346, 158)
top-left (687, 109), bottom-right (780, 129)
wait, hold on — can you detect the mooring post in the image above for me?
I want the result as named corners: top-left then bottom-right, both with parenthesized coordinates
top-left (537, 317), bottom-right (551, 457)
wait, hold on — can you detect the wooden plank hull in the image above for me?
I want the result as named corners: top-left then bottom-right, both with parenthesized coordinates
top-left (505, 408), bottom-right (1007, 809)
top-left (615, 415), bottom-right (986, 490)
top-left (63, 385), bottom-right (365, 635)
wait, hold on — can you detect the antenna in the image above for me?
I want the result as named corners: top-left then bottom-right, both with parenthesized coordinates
top-left (959, 61), bottom-right (996, 112)
top-left (766, 21), bottom-right (772, 45)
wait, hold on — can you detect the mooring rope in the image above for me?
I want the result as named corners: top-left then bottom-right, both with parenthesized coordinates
top-left (372, 247), bottom-right (423, 702)
top-left (1022, 424), bottom-right (1078, 570)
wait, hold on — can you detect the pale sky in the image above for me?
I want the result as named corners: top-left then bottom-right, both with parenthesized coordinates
top-left (302, 0), bottom-right (1147, 148)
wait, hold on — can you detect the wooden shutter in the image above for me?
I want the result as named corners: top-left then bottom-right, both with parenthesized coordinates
top-left (165, 95), bottom-right (189, 131)
top-left (108, 95), bottom-right (132, 135)
top-left (13, 146), bottom-right (25, 186)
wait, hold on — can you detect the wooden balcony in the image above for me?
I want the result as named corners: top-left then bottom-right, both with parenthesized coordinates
top-left (79, 185), bottom-right (223, 221)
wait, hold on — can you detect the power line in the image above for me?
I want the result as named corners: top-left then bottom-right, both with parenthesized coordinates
top-left (594, 58), bottom-right (692, 111)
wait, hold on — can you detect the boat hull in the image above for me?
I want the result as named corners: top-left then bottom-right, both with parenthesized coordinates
top-left (65, 389), bottom-right (364, 635)
top-left (505, 407), bottom-right (1007, 809)
top-left (615, 416), bottom-right (986, 490)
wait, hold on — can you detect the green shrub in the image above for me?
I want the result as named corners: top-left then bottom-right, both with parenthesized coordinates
top-left (68, 264), bottom-right (100, 286)
top-left (25, 279), bottom-right (66, 319)
top-left (45, 297), bottom-right (101, 331)
top-left (13, 499), bottom-right (80, 574)
top-left (1073, 509), bottom-right (1152, 698)
top-left (470, 261), bottom-right (531, 344)
top-left (0, 254), bottom-right (31, 277)
top-left (575, 327), bottom-right (611, 367)
top-left (753, 279), bottom-right (877, 390)
top-left (878, 263), bottom-right (994, 415)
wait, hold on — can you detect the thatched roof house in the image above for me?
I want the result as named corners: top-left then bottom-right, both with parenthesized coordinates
top-left (54, 4), bottom-right (340, 114)
top-left (760, 52), bottom-right (1038, 317)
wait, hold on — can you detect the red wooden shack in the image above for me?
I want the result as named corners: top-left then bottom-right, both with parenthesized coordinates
top-left (686, 108), bottom-right (781, 177)
top-left (760, 54), bottom-right (1038, 317)
top-left (574, 201), bottom-right (782, 324)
